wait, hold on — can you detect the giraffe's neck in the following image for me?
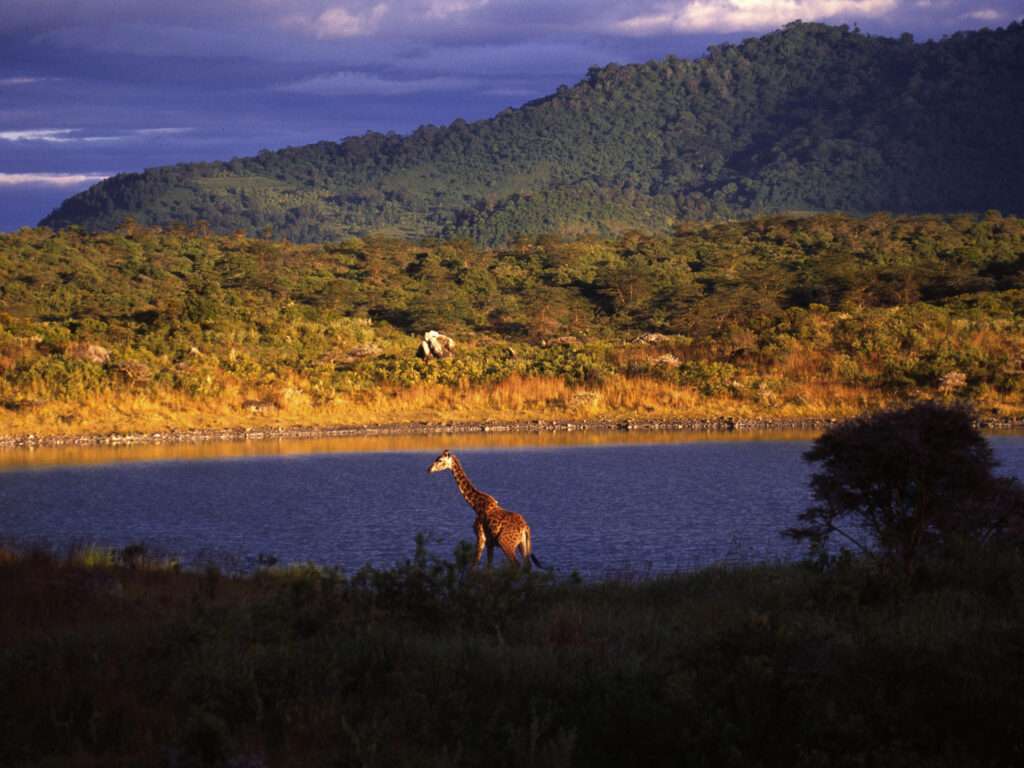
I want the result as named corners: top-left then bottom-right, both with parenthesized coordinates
top-left (450, 457), bottom-right (492, 514)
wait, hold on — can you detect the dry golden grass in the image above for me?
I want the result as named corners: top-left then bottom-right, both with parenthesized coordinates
top-left (5, 373), bottom-right (1017, 440)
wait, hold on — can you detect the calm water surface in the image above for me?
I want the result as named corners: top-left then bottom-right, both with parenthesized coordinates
top-left (3, 432), bottom-right (1023, 577)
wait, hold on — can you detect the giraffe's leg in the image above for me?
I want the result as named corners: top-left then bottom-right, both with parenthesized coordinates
top-left (473, 521), bottom-right (486, 567)
top-left (520, 528), bottom-right (533, 570)
top-left (486, 541), bottom-right (495, 568)
top-left (498, 532), bottom-right (520, 567)
top-left (500, 542), bottom-right (518, 565)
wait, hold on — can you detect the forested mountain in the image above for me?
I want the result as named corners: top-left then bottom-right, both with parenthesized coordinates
top-left (42, 21), bottom-right (1024, 244)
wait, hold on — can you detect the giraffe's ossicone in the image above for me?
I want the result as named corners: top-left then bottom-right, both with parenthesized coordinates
top-left (428, 449), bottom-right (544, 569)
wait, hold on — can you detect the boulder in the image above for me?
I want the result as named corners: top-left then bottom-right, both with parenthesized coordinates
top-left (417, 330), bottom-right (456, 359)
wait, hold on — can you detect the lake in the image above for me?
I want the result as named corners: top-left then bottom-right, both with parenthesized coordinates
top-left (3, 431), bottom-right (1023, 578)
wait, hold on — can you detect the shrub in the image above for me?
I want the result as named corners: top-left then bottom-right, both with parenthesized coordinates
top-left (679, 360), bottom-right (739, 396)
top-left (787, 402), bottom-right (1024, 573)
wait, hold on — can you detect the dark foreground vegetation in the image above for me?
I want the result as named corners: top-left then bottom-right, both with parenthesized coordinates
top-left (2, 539), bottom-right (1024, 767)
top-left (3, 212), bottom-right (1024, 435)
top-left (42, 22), bottom-right (1024, 243)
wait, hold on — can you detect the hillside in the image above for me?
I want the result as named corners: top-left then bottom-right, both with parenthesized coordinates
top-left (3, 213), bottom-right (1024, 436)
top-left (41, 21), bottom-right (1024, 244)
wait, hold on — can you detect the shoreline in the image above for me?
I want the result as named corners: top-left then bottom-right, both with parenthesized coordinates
top-left (3, 414), bottom-right (1023, 449)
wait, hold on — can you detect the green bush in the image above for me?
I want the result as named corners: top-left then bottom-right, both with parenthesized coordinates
top-left (788, 402), bottom-right (1024, 573)
top-left (679, 360), bottom-right (739, 396)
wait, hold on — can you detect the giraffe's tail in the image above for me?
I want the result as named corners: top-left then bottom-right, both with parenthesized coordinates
top-left (523, 528), bottom-right (549, 570)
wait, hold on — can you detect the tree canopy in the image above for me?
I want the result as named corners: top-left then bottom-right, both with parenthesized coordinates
top-left (788, 403), bottom-right (1024, 572)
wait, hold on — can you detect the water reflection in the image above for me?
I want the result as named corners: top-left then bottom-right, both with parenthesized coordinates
top-left (0, 428), bottom-right (821, 471)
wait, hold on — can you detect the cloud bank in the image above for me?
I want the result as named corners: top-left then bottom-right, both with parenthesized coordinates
top-left (280, 71), bottom-right (479, 96)
top-left (0, 129), bottom-right (76, 142)
top-left (6, 1), bottom-right (1015, 42)
top-left (0, 172), bottom-right (110, 187)
top-left (617, 0), bottom-right (900, 35)
top-left (964, 8), bottom-right (1003, 20)
top-left (0, 128), bottom-right (192, 143)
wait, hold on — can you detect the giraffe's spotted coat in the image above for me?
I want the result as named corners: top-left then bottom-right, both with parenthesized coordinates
top-left (428, 449), bottom-right (539, 569)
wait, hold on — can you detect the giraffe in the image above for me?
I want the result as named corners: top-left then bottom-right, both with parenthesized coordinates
top-left (428, 449), bottom-right (544, 569)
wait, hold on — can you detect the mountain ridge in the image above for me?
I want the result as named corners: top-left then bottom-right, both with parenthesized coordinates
top-left (41, 20), bottom-right (1024, 244)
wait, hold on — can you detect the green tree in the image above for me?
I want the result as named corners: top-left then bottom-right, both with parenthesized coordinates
top-left (787, 402), bottom-right (1024, 573)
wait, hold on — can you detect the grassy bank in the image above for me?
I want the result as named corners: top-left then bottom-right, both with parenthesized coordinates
top-left (1, 374), bottom-right (886, 440)
top-left (2, 541), bottom-right (1023, 767)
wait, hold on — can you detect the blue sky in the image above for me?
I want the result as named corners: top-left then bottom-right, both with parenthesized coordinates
top-left (1, 0), bottom-right (1018, 231)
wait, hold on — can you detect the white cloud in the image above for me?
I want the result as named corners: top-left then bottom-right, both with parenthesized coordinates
top-left (134, 127), bottom-right (194, 136)
top-left (425, 0), bottom-right (490, 18)
top-left (963, 8), bottom-right (1002, 20)
top-left (0, 77), bottom-right (49, 86)
top-left (0, 128), bottom-right (76, 142)
top-left (312, 3), bottom-right (390, 38)
top-left (616, 0), bottom-right (899, 35)
top-left (280, 71), bottom-right (478, 95)
top-left (281, 0), bottom-right (498, 40)
top-left (0, 127), bottom-right (192, 143)
top-left (0, 172), bottom-right (109, 187)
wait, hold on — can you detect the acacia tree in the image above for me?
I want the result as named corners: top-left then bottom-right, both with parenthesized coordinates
top-left (787, 402), bottom-right (1024, 573)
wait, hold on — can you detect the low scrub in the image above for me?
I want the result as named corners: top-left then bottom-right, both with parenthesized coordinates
top-left (3, 214), bottom-right (1024, 437)
top-left (2, 539), bottom-right (1023, 766)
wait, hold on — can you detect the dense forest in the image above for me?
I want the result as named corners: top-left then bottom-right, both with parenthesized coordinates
top-left (40, 22), bottom-right (1024, 245)
top-left (2, 212), bottom-right (1023, 435)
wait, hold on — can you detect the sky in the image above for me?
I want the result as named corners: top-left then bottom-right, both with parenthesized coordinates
top-left (1, 0), bottom-right (1019, 231)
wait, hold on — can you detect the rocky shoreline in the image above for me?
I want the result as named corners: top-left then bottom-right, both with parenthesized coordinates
top-left (2, 414), bottom-right (1022, 449)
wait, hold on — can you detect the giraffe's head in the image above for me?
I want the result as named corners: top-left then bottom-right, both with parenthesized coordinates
top-left (428, 449), bottom-right (455, 474)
